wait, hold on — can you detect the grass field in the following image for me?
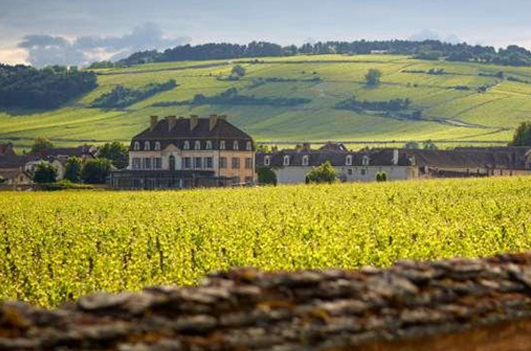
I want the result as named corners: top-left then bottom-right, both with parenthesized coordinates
top-left (1, 176), bottom-right (531, 307)
top-left (2, 55), bottom-right (531, 149)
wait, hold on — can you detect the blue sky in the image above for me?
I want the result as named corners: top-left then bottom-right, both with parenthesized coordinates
top-left (1, 0), bottom-right (531, 65)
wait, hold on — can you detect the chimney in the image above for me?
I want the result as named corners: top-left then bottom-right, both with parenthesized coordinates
top-left (302, 143), bottom-right (311, 151)
top-left (209, 114), bottom-right (218, 131)
top-left (150, 115), bottom-right (158, 131)
top-left (190, 115), bottom-right (198, 130)
top-left (166, 115), bottom-right (177, 131)
top-left (393, 149), bottom-right (399, 165)
top-left (218, 114), bottom-right (227, 121)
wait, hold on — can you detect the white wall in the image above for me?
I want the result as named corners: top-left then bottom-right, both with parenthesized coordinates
top-left (274, 166), bottom-right (418, 184)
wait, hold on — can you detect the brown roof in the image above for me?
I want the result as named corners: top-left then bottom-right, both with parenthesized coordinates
top-left (0, 155), bottom-right (28, 169)
top-left (131, 117), bottom-right (253, 151)
top-left (30, 146), bottom-right (98, 158)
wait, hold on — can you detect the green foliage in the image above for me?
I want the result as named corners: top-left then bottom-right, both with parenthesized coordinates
top-left (91, 79), bottom-right (177, 109)
top-left (510, 122), bottom-right (531, 146)
top-left (64, 157), bottom-right (83, 183)
top-left (33, 162), bottom-right (58, 184)
top-left (365, 69), bottom-right (382, 86)
top-left (231, 65), bottom-right (246, 77)
top-left (0, 64), bottom-right (97, 109)
top-left (30, 137), bottom-right (54, 154)
top-left (81, 158), bottom-right (112, 184)
top-left (256, 166), bottom-right (277, 185)
top-left (98, 142), bottom-right (129, 169)
top-left (306, 161), bottom-right (337, 184)
top-left (404, 141), bottom-right (420, 149)
top-left (376, 172), bottom-right (387, 182)
top-left (336, 96), bottom-right (411, 112)
top-left (423, 140), bottom-right (438, 150)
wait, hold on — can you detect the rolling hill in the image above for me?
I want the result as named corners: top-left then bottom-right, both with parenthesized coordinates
top-left (2, 54), bottom-right (531, 149)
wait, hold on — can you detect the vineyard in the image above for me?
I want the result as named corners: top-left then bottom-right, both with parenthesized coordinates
top-left (1, 176), bottom-right (531, 307)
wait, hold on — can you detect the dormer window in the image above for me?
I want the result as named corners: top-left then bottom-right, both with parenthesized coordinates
top-left (220, 141), bottom-right (226, 150)
top-left (183, 141), bottom-right (190, 150)
top-left (233, 141), bottom-right (239, 150)
top-left (206, 141), bottom-right (212, 150)
top-left (246, 141), bottom-right (252, 151)
top-left (133, 142), bottom-right (140, 151)
top-left (302, 155), bottom-right (309, 166)
top-left (144, 141), bottom-right (151, 151)
top-left (283, 155), bottom-right (290, 166)
top-left (346, 155), bottom-right (353, 166)
top-left (154, 142), bottom-right (161, 151)
top-left (195, 141), bottom-right (201, 150)
top-left (264, 156), bottom-right (271, 166)
top-left (362, 155), bottom-right (370, 166)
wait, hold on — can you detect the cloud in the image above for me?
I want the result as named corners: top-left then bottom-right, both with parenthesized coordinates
top-left (408, 30), bottom-right (462, 44)
top-left (17, 23), bottom-right (190, 67)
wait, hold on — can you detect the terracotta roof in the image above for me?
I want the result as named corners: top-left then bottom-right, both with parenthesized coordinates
top-left (3, 253), bottom-right (531, 350)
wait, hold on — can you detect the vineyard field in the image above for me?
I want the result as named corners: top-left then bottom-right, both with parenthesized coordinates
top-left (1, 176), bottom-right (531, 307)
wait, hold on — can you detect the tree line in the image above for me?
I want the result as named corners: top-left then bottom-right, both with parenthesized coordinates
top-left (105, 40), bottom-right (531, 68)
top-left (91, 79), bottom-right (177, 109)
top-left (0, 64), bottom-right (97, 109)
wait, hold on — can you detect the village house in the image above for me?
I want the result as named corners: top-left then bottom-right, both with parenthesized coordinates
top-left (0, 142), bottom-right (15, 156)
top-left (109, 115), bottom-right (255, 189)
top-left (0, 155), bottom-right (32, 185)
top-left (256, 144), bottom-right (531, 184)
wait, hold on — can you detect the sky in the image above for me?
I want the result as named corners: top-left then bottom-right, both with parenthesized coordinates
top-left (1, 0), bottom-right (531, 66)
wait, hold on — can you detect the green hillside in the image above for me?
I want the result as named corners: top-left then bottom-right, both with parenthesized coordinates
top-left (2, 54), bottom-right (531, 149)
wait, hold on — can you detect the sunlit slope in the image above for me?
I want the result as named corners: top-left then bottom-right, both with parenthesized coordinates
top-left (2, 54), bottom-right (531, 148)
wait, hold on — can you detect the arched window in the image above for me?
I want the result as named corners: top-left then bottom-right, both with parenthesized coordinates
top-left (183, 141), bottom-right (190, 150)
top-left (233, 141), bottom-right (239, 150)
top-left (346, 155), bottom-right (353, 166)
top-left (194, 141), bottom-right (201, 150)
top-left (302, 155), bottom-right (309, 166)
top-left (169, 155), bottom-right (176, 170)
top-left (154, 142), bottom-right (161, 151)
top-left (264, 156), bottom-right (271, 166)
top-left (283, 155), bottom-right (290, 166)
top-left (362, 155), bottom-right (370, 166)
top-left (206, 141), bottom-right (212, 150)
top-left (220, 141), bottom-right (226, 150)
top-left (144, 141), bottom-right (150, 151)
top-left (246, 141), bottom-right (252, 151)
top-left (133, 142), bottom-right (140, 151)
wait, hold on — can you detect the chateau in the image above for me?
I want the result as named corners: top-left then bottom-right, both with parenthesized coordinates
top-left (109, 115), bottom-right (255, 189)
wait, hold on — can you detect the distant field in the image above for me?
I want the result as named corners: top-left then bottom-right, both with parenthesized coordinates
top-left (2, 54), bottom-right (531, 149)
top-left (2, 176), bottom-right (531, 307)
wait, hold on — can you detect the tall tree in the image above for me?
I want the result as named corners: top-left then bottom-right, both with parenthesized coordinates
top-left (81, 158), bottom-right (112, 184)
top-left (510, 121), bottom-right (531, 146)
top-left (365, 69), bottom-right (382, 87)
top-left (64, 156), bottom-right (83, 183)
top-left (30, 137), bottom-right (54, 154)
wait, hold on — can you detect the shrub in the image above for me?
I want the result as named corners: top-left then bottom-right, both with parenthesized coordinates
top-left (64, 157), bottom-right (83, 183)
top-left (376, 172), bottom-right (388, 182)
top-left (30, 137), bottom-right (54, 154)
top-left (306, 161), bottom-right (337, 184)
top-left (365, 69), bottom-right (382, 86)
top-left (33, 162), bottom-right (58, 184)
top-left (81, 158), bottom-right (112, 184)
top-left (256, 166), bottom-right (277, 185)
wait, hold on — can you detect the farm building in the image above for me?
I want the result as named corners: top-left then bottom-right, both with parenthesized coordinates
top-left (256, 144), bottom-right (531, 184)
top-left (109, 115), bottom-right (255, 189)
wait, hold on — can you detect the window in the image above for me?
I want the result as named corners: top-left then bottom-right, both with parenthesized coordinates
top-left (143, 158), bottom-right (152, 170)
top-left (204, 157), bottom-right (213, 169)
top-left (220, 157), bottom-right (227, 169)
top-left (246, 141), bottom-right (252, 151)
top-left (144, 141), bottom-right (151, 151)
top-left (154, 158), bottom-right (162, 169)
top-left (283, 155), bottom-right (290, 166)
top-left (220, 141), bottom-right (226, 150)
top-left (194, 141), bottom-right (201, 150)
top-left (361, 169), bottom-right (366, 176)
top-left (133, 142), bottom-right (140, 151)
top-left (132, 158), bottom-right (141, 169)
top-left (154, 142), bottom-right (161, 151)
top-left (183, 157), bottom-right (191, 169)
top-left (362, 156), bottom-right (370, 166)
top-left (346, 155), bottom-right (353, 166)
top-left (245, 176), bottom-right (253, 183)
top-left (245, 157), bottom-right (253, 169)
top-left (232, 157), bottom-right (240, 169)
top-left (233, 141), bottom-right (239, 150)
top-left (183, 141), bottom-right (190, 150)
top-left (206, 140), bottom-right (212, 150)
top-left (302, 155), bottom-right (309, 166)
top-left (169, 155), bottom-right (176, 170)
top-left (347, 169), bottom-right (353, 175)
top-left (194, 157), bottom-right (202, 169)
top-left (264, 156), bottom-right (271, 166)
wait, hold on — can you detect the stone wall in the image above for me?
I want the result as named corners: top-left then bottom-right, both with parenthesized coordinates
top-left (3, 252), bottom-right (531, 350)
